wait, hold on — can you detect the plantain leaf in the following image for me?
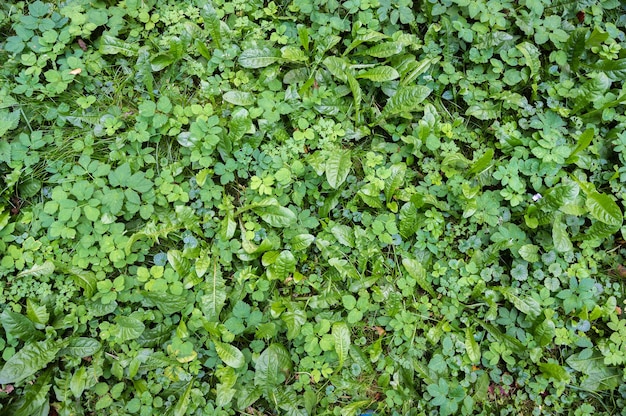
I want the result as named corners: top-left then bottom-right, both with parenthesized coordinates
top-left (465, 327), bottom-right (481, 363)
top-left (0, 339), bottom-right (67, 385)
top-left (0, 309), bottom-right (42, 342)
top-left (332, 322), bottom-right (351, 369)
top-left (254, 204), bottom-right (297, 228)
top-left (496, 286), bottom-right (541, 318)
top-left (223, 90), bottom-right (255, 106)
top-left (267, 250), bottom-right (296, 280)
top-left (254, 343), bottom-right (292, 388)
top-left (214, 340), bottom-right (246, 369)
top-left (291, 234), bottom-right (315, 251)
top-left (17, 261), bottom-right (55, 278)
top-left (357, 66), bottom-right (400, 82)
top-left (381, 85), bottom-right (432, 118)
top-left (552, 217), bottom-right (573, 253)
top-left (363, 41), bottom-right (403, 58)
top-left (325, 149), bottom-right (352, 189)
top-left (588, 58), bottom-right (626, 81)
top-left (113, 317), bottom-right (145, 342)
top-left (585, 191), bottom-right (622, 226)
top-left (99, 35), bottom-right (139, 57)
top-left (516, 41), bottom-right (541, 79)
top-left (239, 47), bottom-right (280, 68)
top-left (200, 262), bottom-right (226, 322)
top-left (402, 258), bottom-right (435, 297)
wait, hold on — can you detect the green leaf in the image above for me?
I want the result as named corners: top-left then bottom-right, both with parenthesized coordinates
top-left (325, 150), bottom-right (352, 189)
top-left (496, 286), bottom-right (541, 319)
top-left (254, 204), bottom-right (297, 228)
top-left (99, 35), bottom-right (139, 57)
top-left (538, 362), bottom-right (570, 382)
top-left (61, 337), bottom-right (102, 358)
top-left (214, 341), bottom-right (246, 369)
top-left (254, 344), bottom-right (292, 388)
top-left (0, 109), bottom-right (20, 136)
top-left (70, 366), bottom-right (87, 398)
top-left (267, 250), bottom-right (296, 280)
top-left (380, 85), bottom-right (432, 119)
top-left (332, 322), bottom-right (351, 369)
top-left (239, 47), bottom-right (280, 68)
top-left (402, 258), bottom-right (436, 297)
top-left (200, 263), bottom-right (226, 322)
top-left (552, 217), bottom-right (573, 253)
top-left (357, 66), bottom-right (400, 82)
top-left (588, 58), bottom-right (626, 81)
top-left (62, 265), bottom-right (97, 297)
top-left (7, 368), bottom-right (52, 416)
top-left (331, 224), bottom-right (355, 247)
top-left (113, 317), bottom-right (145, 342)
top-left (200, 3), bottom-right (221, 48)
top-left (0, 310), bottom-right (42, 342)
top-left (565, 28), bottom-right (587, 71)
top-left (516, 42), bottom-right (541, 79)
top-left (465, 327), bottom-right (481, 363)
top-left (468, 148), bottom-right (494, 176)
top-left (291, 234), bottom-right (315, 251)
top-left (399, 202), bottom-right (420, 238)
top-left (223, 91), bottom-right (255, 106)
top-left (0, 339), bottom-right (67, 385)
top-left (142, 291), bottom-right (189, 315)
top-left (323, 56), bottom-right (348, 82)
top-left (585, 191), bottom-right (622, 226)
top-left (566, 128), bottom-right (594, 164)
top-left (17, 261), bottom-right (55, 278)
top-left (282, 308), bottom-right (306, 340)
top-left (566, 351), bottom-right (620, 391)
top-left (363, 41), bottom-right (403, 58)
top-left (384, 163), bottom-right (406, 202)
top-left (167, 249), bottom-right (191, 277)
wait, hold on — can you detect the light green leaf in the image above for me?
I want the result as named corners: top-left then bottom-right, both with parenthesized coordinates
top-left (399, 202), bottom-right (420, 238)
top-left (223, 91), bottom-right (255, 106)
top-left (585, 191), bottom-right (622, 226)
top-left (239, 47), bottom-right (280, 68)
top-left (0, 310), bottom-right (42, 342)
top-left (214, 341), bottom-right (246, 369)
top-left (70, 366), bottom-right (87, 398)
top-left (254, 204), bottom-right (297, 228)
top-left (61, 337), bottom-right (102, 358)
top-left (332, 322), bottom-right (351, 369)
top-left (267, 250), bottom-right (296, 280)
top-left (113, 317), bottom-right (145, 342)
top-left (381, 85), bottom-right (432, 118)
top-left (496, 286), bottom-right (541, 318)
top-left (8, 368), bottom-right (52, 416)
top-left (291, 234), bottom-right (315, 251)
top-left (402, 258), bottom-right (435, 297)
top-left (566, 128), bottom-right (594, 164)
top-left (468, 148), bottom-right (494, 176)
top-left (552, 217), bottom-right (573, 253)
top-left (0, 109), bottom-right (20, 136)
top-left (538, 362), bottom-right (570, 381)
top-left (167, 249), bottom-right (191, 277)
top-left (516, 42), bottom-right (540, 79)
top-left (331, 224), bottom-right (355, 247)
top-left (384, 163), bottom-right (406, 201)
top-left (200, 3), bottom-right (221, 48)
top-left (142, 291), bottom-right (188, 315)
top-left (323, 56), bottom-right (348, 82)
top-left (99, 35), bottom-right (139, 57)
top-left (282, 308), bottom-right (306, 340)
top-left (0, 339), bottom-right (67, 385)
top-left (17, 261), bottom-right (55, 278)
top-left (325, 150), bottom-right (352, 189)
top-left (363, 41), bottom-right (403, 58)
top-left (465, 327), bottom-right (481, 363)
top-left (254, 344), bottom-right (293, 388)
top-left (200, 263), bottom-right (226, 322)
top-left (357, 66), bottom-right (400, 82)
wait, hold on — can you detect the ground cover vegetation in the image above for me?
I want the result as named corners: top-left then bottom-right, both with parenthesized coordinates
top-left (1, 0), bottom-right (626, 414)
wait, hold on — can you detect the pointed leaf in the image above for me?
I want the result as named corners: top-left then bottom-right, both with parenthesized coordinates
top-left (113, 316), bottom-right (145, 342)
top-left (0, 339), bottom-right (67, 385)
top-left (332, 322), bottom-right (351, 369)
top-left (465, 327), bottom-right (481, 363)
top-left (0, 310), bottom-right (42, 342)
top-left (585, 191), bottom-right (622, 226)
top-left (99, 35), bottom-right (139, 57)
top-left (325, 150), bottom-right (352, 189)
top-left (381, 85), bottom-right (432, 118)
top-left (17, 261), bottom-right (55, 278)
top-left (254, 204), bottom-right (297, 228)
top-left (223, 91), bottom-right (255, 106)
top-left (254, 344), bottom-right (292, 388)
top-left (363, 41), bottom-right (403, 58)
top-left (239, 47), bottom-right (280, 68)
top-left (402, 258), bottom-right (435, 297)
top-left (291, 234), bottom-right (315, 251)
top-left (552, 217), bottom-right (573, 253)
top-left (214, 341), bottom-right (246, 369)
top-left (200, 263), bottom-right (226, 321)
top-left (357, 66), bottom-right (400, 82)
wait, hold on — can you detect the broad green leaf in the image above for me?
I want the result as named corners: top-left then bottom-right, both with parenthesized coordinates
top-left (167, 249), bottom-right (191, 277)
top-left (473, 318), bottom-right (525, 354)
top-left (282, 308), bottom-right (306, 340)
top-left (239, 47), bottom-right (280, 68)
top-left (200, 3), bottom-right (221, 48)
top-left (0, 310), bottom-right (42, 342)
top-left (26, 299), bottom-right (49, 326)
top-left (531, 317), bottom-right (555, 347)
top-left (142, 291), bottom-right (188, 315)
top-left (566, 351), bottom-right (620, 391)
top-left (214, 341), bottom-right (246, 369)
top-left (465, 101), bottom-right (498, 120)
top-left (565, 28), bottom-right (587, 71)
top-left (384, 163), bottom-right (406, 201)
top-left (583, 221), bottom-right (620, 241)
top-left (468, 148), bottom-right (494, 176)
top-left (223, 90), bottom-right (255, 106)
top-left (538, 362), bottom-right (570, 381)
top-left (331, 224), bottom-right (355, 247)
top-left (70, 366), bottom-right (87, 398)
top-left (325, 150), bottom-right (352, 189)
top-left (357, 66), bottom-right (400, 82)
top-left (200, 263), bottom-right (226, 321)
top-left (267, 250), bottom-right (296, 280)
top-left (345, 71), bottom-right (362, 118)
top-left (323, 56), bottom-right (348, 82)
top-left (151, 53), bottom-right (177, 71)
top-left (254, 204), bottom-right (297, 228)
top-left (113, 317), bottom-right (145, 342)
top-left (585, 191), bottom-right (622, 226)
top-left (17, 261), bottom-right (55, 278)
top-left (332, 322), bottom-right (351, 369)
top-left (566, 128), bottom-right (594, 164)
top-left (291, 234), bottom-right (315, 251)
top-left (552, 217), bottom-right (573, 253)
top-left (588, 58), bottom-right (626, 81)
top-left (343, 30), bottom-right (388, 56)
top-left (402, 258), bottom-right (435, 297)
top-left (0, 339), bottom-right (67, 384)
top-left (254, 344), bottom-right (292, 388)
top-left (7, 368), bottom-right (52, 416)
top-left (228, 107), bottom-right (252, 143)
top-left (516, 42), bottom-right (541, 79)
top-left (399, 202), bottom-right (420, 238)
top-left (171, 380), bottom-right (194, 416)
top-left (465, 327), bottom-right (481, 363)
top-left (381, 85), bottom-right (432, 118)
top-left (496, 286), bottom-right (541, 318)
top-left (363, 41), bottom-right (403, 58)
top-left (61, 337), bottom-right (102, 358)
top-left (0, 109), bottom-right (20, 136)
top-left (99, 35), bottom-right (139, 57)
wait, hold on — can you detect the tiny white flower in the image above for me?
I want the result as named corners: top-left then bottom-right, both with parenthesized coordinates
top-left (532, 193), bottom-right (542, 202)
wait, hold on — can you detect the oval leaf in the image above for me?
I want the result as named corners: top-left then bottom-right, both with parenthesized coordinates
top-left (585, 191), bottom-right (623, 226)
top-left (223, 91), bottom-right (255, 106)
top-left (357, 66), bottom-right (400, 82)
top-left (382, 85), bottom-right (432, 118)
top-left (239, 47), bottom-right (280, 68)
top-left (214, 341), bottom-right (245, 369)
top-left (325, 150), bottom-right (352, 189)
top-left (0, 339), bottom-right (66, 385)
